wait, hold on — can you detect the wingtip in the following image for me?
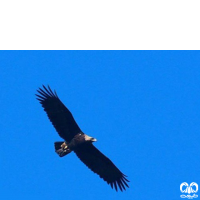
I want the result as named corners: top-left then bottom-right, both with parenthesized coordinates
top-left (36, 85), bottom-right (58, 101)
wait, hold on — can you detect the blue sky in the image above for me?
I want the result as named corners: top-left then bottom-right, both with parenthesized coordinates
top-left (1, 51), bottom-right (200, 200)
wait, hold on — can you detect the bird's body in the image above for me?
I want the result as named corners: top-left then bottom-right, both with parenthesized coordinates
top-left (36, 85), bottom-right (129, 191)
top-left (54, 132), bottom-right (96, 157)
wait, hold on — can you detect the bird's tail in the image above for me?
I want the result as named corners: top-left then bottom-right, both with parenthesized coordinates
top-left (54, 141), bottom-right (72, 157)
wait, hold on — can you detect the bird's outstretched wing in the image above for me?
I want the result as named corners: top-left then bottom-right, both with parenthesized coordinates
top-left (36, 85), bottom-right (81, 142)
top-left (74, 143), bottom-right (129, 191)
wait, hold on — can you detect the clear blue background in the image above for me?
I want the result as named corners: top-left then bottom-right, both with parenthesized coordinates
top-left (1, 51), bottom-right (199, 200)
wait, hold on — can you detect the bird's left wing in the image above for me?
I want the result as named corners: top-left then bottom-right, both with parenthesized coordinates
top-left (36, 85), bottom-right (81, 142)
top-left (74, 143), bottom-right (129, 191)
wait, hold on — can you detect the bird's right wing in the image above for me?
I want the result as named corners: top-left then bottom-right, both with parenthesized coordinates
top-left (36, 85), bottom-right (81, 142)
top-left (74, 143), bottom-right (129, 191)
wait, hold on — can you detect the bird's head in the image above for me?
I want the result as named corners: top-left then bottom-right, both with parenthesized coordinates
top-left (84, 134), bottom-right (97, 143)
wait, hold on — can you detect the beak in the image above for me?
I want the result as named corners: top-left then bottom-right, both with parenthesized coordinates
top-left (85, 134), bottom-right (97, 142)
top-left (91, 138), bottom-right (97, 142)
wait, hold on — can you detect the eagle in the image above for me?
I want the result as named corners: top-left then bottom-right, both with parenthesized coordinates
top-left (36, 85), bottom-right (129, 191)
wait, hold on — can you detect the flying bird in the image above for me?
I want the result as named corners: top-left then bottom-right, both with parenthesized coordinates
top-left (36, 85), bottom-right (129, 191)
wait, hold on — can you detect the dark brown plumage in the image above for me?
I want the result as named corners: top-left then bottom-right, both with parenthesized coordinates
top-left (36, 85), bottom-right (129, 191)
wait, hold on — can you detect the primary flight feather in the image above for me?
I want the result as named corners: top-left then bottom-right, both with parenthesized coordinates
top-left (36, 85), bottom-right (129, 191)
